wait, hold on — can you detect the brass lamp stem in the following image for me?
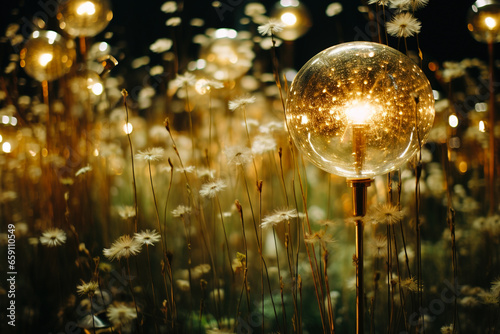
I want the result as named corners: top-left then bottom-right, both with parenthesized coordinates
top-left (353, 125), bottom-right (367, 175)
top-left (347, 178), bottom-right (372, 334)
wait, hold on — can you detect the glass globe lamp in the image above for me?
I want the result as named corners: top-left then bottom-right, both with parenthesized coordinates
top-left (467, 0), bottom-right (500, 43)
top-left (270, 0), bottom-right (312, 41)
top-left (286, 41), bottom-right (435, 180)
top-left (20, 30), bottom-right (74, 82)
top-left (200, 29), bottom-right (254, 81)
top-left (57, 0), bottom-right (113, 37)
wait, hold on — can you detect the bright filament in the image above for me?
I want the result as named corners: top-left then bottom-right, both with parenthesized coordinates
top-left (39, 53), bottom-right (53, 66)
top-left (485, 16), bottom-right (497, 29)
top-left (77, 1), bottom-right (96, 15)
top-left (345, 101), bottom-right (374, 125)
top-left (281, 12), bottom-right (297, 26)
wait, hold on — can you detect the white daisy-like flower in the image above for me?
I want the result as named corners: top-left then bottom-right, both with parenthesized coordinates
top-left (224, 146), bottom-right (253, 167)
top-left (134, 229), bottom-right (161, 246)
top-left (150, 38), bottom-right (173, 53)
top-left (75, 165), bottom-right (92, 177)
top-left (257, 19), bottom-right (285, 36)
top-left (107, 303), bottom-right (137, 327)
top-left (369, 235), bottom-right (388, 258)
top-left (228, 95), bottom-right (256, 111)
top-left (76, 280), bottom-right (99, 297)
top-left (117, 205), bottom-right (136, 219)
top-left (386, 12), bottom-right (421, 38)
top-left (261, 208), bottom-right (299, 228)
top-left (40, 228), bottom-right (67, 247)
top-left (103, 235), bottom-right (142, 261)
top-left (199, 179), bottom-right (227, 199)
top-left (251, 134), bottom-right (277, 155)
top-left (326, 3), bottom-right (343, 17)
top-left (166, 17), bottom-right (182, 26)
top-left (161, 1), bottom-right (177, 13)
top-left (172, 205), bottom-right (192, 217)
top-left (174, 72), bottom-right (196, 88)
top-left (135, 147), bottom-right (165, 162)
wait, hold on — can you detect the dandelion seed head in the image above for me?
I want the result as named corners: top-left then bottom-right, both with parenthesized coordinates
top-left (172, 205), bottom-right (192, 217)
top-left (77, 281), bottom-right (99, 297)
top-left (261, 208), bottom-right (298, 228)
top-left (199, 179), bottom-right (227, 198)
top-left (174, 72), bottom-right (196, 88)
top-left (224, 146), bottom-right (253, 167)
top-left (117, 205), bottom-right (136, 219)
top-left (251, 134), bottom-right (276, 155)
top-left (257, 19), bottom-right (285, 36)
top-left (228, 95), bottom-right (256, 111)
top-left (107, 303), bottom-right (137, 327)
top-left (386, 12), bottom-right (421, 38)
top-left (372, 203), bottom-right (405, 225)
top-left (103, 235), bottom-right (142, 261)
top-left (135, 147), bottom-right (165, 162)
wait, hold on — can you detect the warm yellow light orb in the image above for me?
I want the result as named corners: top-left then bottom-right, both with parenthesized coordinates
top-left (448, 114), bottom-right (459, 128)
top-left (270, 1), bottom-right (312, 41)
top-left (57, 0), bottom-right (113, 37)
top-left (123, 123), bottom-right (133, 134)
top-left (20, 30), bottom-right (74, 82)
top-left (286, 42), bottom-right (435, 179)
top-left (2, 142), bottom-right (12, 153)
top-left (200, 32), bottom-right (254, 81)
top-left (468, 0), bottom-right (500, 43)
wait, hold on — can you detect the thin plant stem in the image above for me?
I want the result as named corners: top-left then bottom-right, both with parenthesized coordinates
top-left (216, 195), bottom-right (235, 280)
top-left (123, 91), bottom-right (139, 233)
top-left (146, 245), bottom-right (160, 334)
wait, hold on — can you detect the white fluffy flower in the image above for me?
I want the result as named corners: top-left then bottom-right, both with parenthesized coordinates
top-left (257, 19), bottom-right (285, 36)
top-left (386, 12), bottom-right (421, 38)
top-left (228, 96), bottom-right (256, 111)
top-left (199, 179), bottom-right (227, 199)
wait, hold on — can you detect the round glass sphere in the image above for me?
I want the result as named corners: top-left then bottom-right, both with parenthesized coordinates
top-left (270, 0), bottom-right (312, 41)
top-left (20, 30), bottom-right (74, 82)
top-left (200, 30), bottom-right (254, 81)
top-left (57, 0), bottom-right (113, 37)
top-left (286, 42), bottom-right (435, 179)
top-left (468, 0), bottom-right (500, 43)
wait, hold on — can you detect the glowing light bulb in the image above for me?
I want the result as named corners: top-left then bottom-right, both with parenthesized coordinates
top-left (345, 101), bottom-right (374, 125)
top-left (468, 1), bottom-right (500, 43)
top-left (286, 41), bottom-right (435, 178)
top-left (77, 1), bottom-right (96, 15)
top-left (123, 123), bottom-right (133, 134)
top-left (2, 142), bottom-right (11, 153)
top-left (281, 12), bottom-right (297, 26)
top-left (91, 82), bottom-right (103, 95)
top-left (0, 134), bottom-right (3, 142)
top-left (479, 120), bottom-right (486, 132)
top-left (39, 53), bottom-right (53, 66)
top-left (449, 114), bottom-right (459, 128)
top-left (485, 16), bottom-right (497, 29)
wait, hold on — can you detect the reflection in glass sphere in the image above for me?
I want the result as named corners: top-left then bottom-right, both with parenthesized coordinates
top-left (200, 29), bottom-right (254, 81)
top-left (468, 0), bottom-right (500, 43)
top-left (286, 42), bottom-right (435, 179)
top-left (20, 30), bottom-right (74, 82)
top-left (57, 0), bottom-right (113, 37)
top-left (270, 0), bottom-right (312, 41)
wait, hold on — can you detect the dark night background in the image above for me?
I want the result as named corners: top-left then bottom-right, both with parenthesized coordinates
top-left (0, 0), bottom-right (495, 88)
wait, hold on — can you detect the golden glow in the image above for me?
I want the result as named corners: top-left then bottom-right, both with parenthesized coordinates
top-left (479, 120), bottom-right (486, 132)
top-left (39, 53), bottom-right (53, 66)
top-left (0, 134), bottom-right (2, 142)
top-left (458, 161), bottom-right (468, 174)
top-left (77, 1), bottom-right (96, 15)
top-left (281, 12), bottom-right (297, 26)
top-left (345, 101), bottom-right (374, 125)
top-left (2, 142), bottom-right (11, 153)
top-left (123, 122), bottom-right (133, 134)
top-left (91, 82), bottom-right (104, 95)
top-left (93, 148), bottom-right (99, 156)
top-left (485, 16), bottom-right (497, 29)
top-left (448, 114), bottom-right (459, 128)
